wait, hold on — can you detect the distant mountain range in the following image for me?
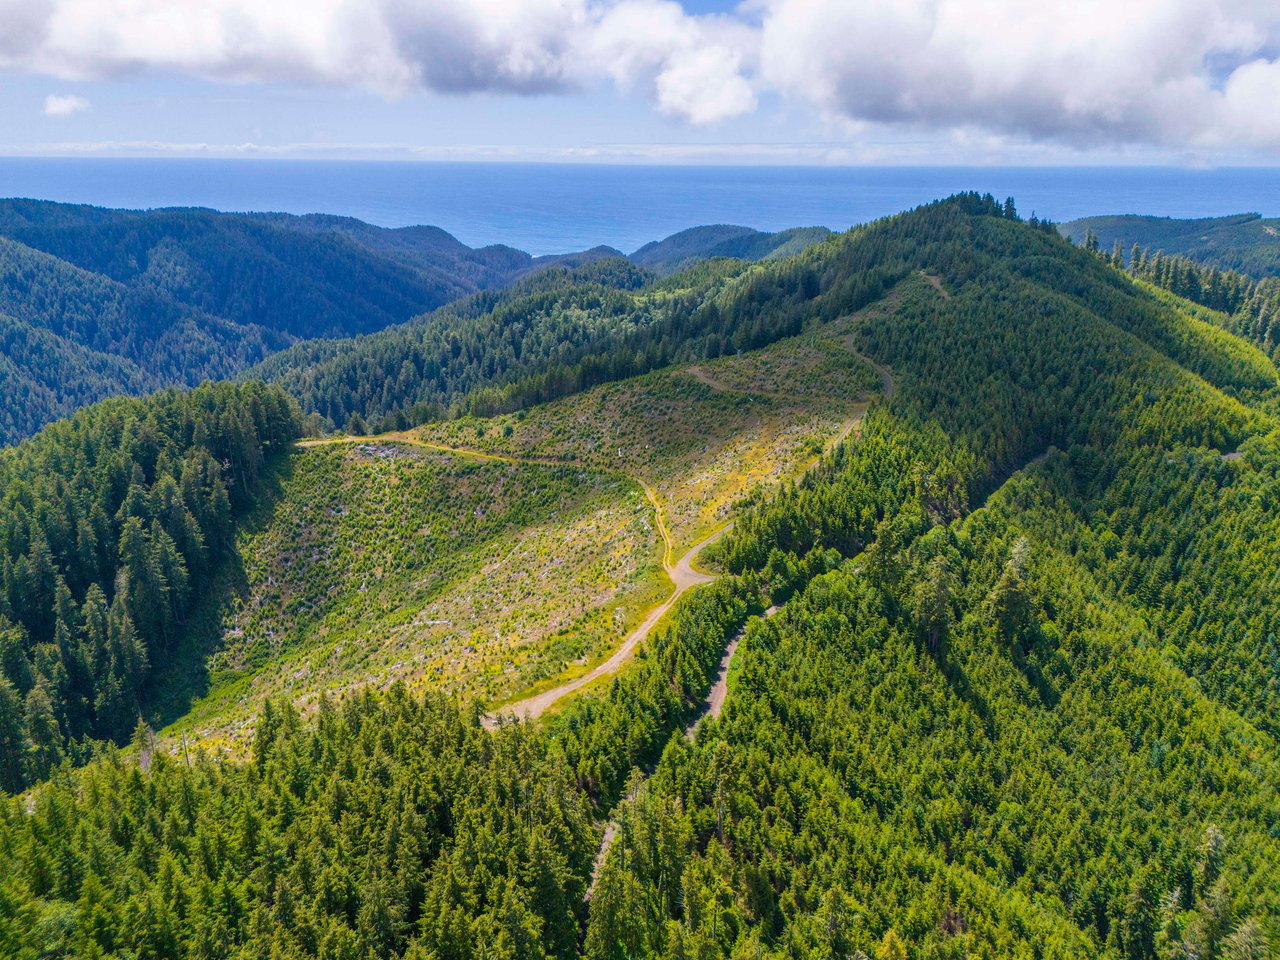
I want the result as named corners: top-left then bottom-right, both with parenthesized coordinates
top-left (0, 198), bottom-right (831, 444)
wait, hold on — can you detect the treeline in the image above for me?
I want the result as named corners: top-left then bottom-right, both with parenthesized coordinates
top-left (260, 192), bottom-right (1034, 433)
top-left (1133, 253), bottom-right (1280, 365)
top-left (1081, 233), bottom-right (1280, 365)
top-left (0, 382), bottom-right (301, 790)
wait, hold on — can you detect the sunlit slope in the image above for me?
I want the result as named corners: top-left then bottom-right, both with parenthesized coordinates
top-left (167, 324), bottom-right (881, 750)
top-left (167, 444), bottom-right (661, 751)
top-left (416, 314), bottom-right (883, 551)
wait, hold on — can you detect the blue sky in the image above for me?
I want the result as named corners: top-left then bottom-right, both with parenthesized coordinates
top-left (3, 0), bottom-right (1279, 165)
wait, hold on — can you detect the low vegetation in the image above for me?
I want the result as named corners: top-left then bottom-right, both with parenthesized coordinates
top-left (416, 322), bottom-right (880, 551)
top-left (170, 321), bottom-right (880, 750)
top-left (169, 442), bottom-right (666, 752)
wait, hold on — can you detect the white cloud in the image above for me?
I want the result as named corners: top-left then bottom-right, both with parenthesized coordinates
top-left (586, 0), bottom-right (759, 124)
top-left (43, 92), bottom-right (88, 116)
top-left (756, 0), bottom-right (1280, 149)
top-left (0, 0), bottom-right (757, 124)
top-left (655, 45), bottom-right (755, 124)
top-left (4, 0), bottom-right (1280, 149)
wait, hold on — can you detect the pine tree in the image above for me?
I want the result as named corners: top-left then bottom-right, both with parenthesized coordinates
top-left (0, 675), bottom-right (24, 791)
top-left (912, 555), bottom-right (954, 657)
top-left (876, 927), bottom-right (908, 960)
top-left (22, 684), bottom-right (63, 781)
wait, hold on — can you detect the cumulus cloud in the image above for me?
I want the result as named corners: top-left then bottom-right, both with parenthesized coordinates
top-left (43, 92), bottom-right (89, 116)
top-left (756, 0), bottom-right (1280, 149)
top-left (3, 0), bottom-right (1280, 146)
top-left (0, 0), bottom-right (758, 125)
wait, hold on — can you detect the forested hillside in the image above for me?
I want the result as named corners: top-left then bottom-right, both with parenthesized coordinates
top-left (0, 200), bottom-right (540, 338)
top-left (0, 232), bottom-right (291, 442)
top-left (591, 201), bottom-right (1280, 958)
top-left (3, 196), bottom-right (1280, 960)
top-left (1062, 213), bottom-right (1280, 278)
top-left (1079, 234), bottom-right (1280, 367)
top-left (0, 383), bottom-right (300, 790)
top-left (0, 201), bottom-right (623, 445)
top-left (252, 225), bottom-right (906, 431)
top-left (0, 199), bottom-right (831, 445)
top-left (0, 310), bottom-right (151, 441)
top-left (629, 224), bottom-right (831, 276)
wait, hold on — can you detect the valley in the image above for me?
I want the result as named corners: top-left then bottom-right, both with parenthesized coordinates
top-left (0, 201), bottom-right (837, 446)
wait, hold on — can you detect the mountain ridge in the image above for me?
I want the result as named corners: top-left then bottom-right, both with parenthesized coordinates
top-left (4, 195), bottom-right (1280, 960)
top-left (1061, 211), bottom-right (1280, 277)
top-left (0, 199), bottom-right (833, 444)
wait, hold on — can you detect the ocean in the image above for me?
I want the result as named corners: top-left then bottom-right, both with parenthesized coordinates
top-left (0, 158), bottom-right (1277, 257)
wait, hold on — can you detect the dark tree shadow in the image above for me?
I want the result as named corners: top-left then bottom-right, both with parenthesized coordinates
top-left (144, 450), bottom-right (296, 730)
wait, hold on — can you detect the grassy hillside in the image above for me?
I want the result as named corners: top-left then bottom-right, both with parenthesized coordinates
top-left (169, 329), bottom-right (880, 751)
top-left (416, 318), bottom-right (881, 551)
top-left (167, 441), bottom-right (665, 753)
top-left (5, 196), bottom-right (1280, 960)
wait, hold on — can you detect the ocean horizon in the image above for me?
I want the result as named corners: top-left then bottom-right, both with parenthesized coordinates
top-left (1, 157), bottom-right (1277, 256)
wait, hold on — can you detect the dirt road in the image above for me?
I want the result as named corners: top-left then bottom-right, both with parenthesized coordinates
top-left (295, 349), bottom-right (896, 726)
top-left (491, 523), bottom-right (727, 723)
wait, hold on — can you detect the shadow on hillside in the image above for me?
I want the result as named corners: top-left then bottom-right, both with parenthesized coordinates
top-left (941, 658), bottom-right (995, 736)
top-left (143, 450), bottom-right (297, 732)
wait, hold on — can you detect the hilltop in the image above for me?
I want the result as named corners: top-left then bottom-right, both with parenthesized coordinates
top-left (629, 224), bottom-right (832, 276)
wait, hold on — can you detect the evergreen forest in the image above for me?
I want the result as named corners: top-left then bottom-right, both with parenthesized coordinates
top-left (1, 195), bottom-right (1279, 960)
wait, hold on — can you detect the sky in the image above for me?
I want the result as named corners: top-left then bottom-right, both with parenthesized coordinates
top-left (1, 0), bottom-right (1279, 165)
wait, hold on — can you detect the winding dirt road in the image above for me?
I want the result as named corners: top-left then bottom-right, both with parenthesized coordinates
top-left (857, 350), bottom-right (896, 400)
top-left (683, 604), bottom-right (778, 738)
top-left (296, 346), bottom-right (895, 725)
top-left (297, 429), bottom-right (731, 722)
top-left (494, 522), bottom-right (728, 722)
top-left (586, 602), bottom-right (778, 900)
top-left (582, 349), bottom-right (896, 899)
